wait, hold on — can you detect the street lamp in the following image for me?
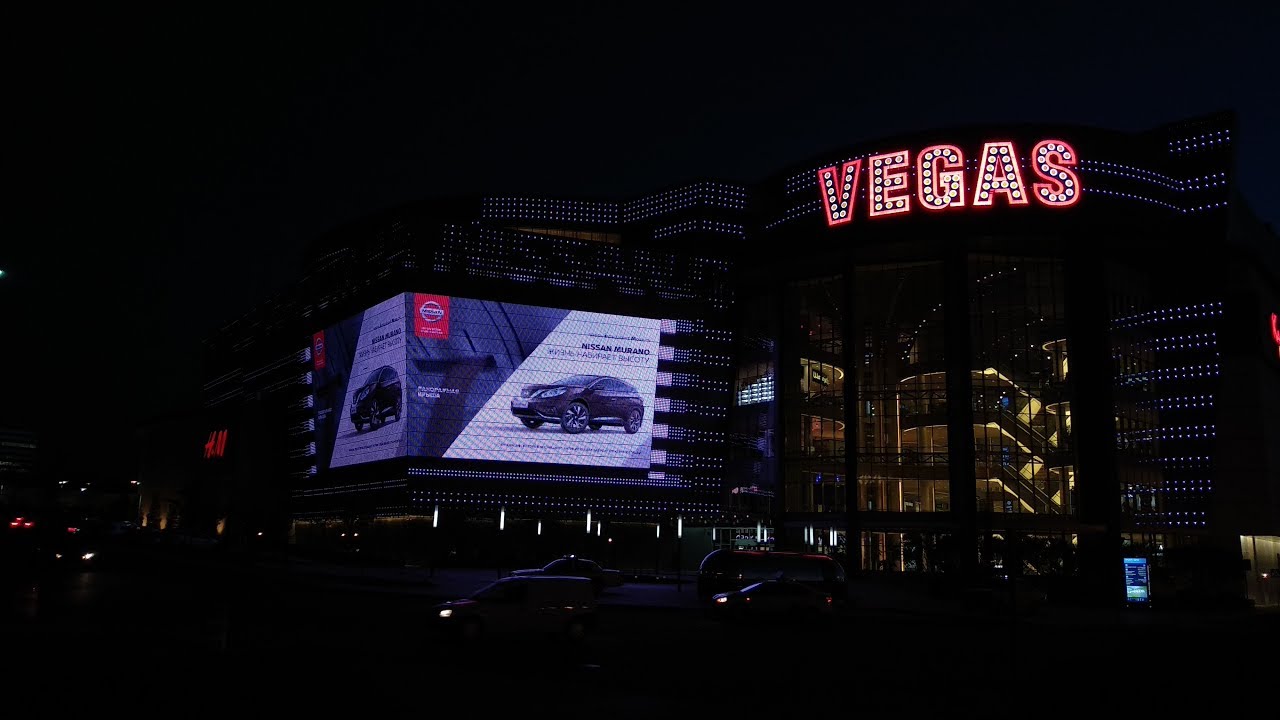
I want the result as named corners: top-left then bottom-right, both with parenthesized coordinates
top-left (430, 504), bottom-right (439, 578)
top-left (654, 522), bottom-right (661, 577)
top-left (676, 515), bottom-right (683, 592)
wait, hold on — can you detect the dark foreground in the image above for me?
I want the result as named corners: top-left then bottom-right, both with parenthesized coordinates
top-left (2, 548), bottom-right (1275, 715)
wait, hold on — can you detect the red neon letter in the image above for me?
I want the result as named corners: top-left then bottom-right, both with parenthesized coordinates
top-left (973, 141), bottom-right (1029, 207)
top-left (869, 151), bottom-right (911, 218)
top-left (1271, 313), bottom-right (1280, 359)
top-left (818, 160), bottom-right (862, 226)
top-left (917, 145), bottom-right (966, 211)
top-left (1031, 139), bottom-right (1081, 207)
top-left (205, 429), bottom-right (228, 458)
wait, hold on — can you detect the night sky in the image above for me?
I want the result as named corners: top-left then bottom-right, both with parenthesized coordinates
top-left (5, 3), bottom-right (1278, 479)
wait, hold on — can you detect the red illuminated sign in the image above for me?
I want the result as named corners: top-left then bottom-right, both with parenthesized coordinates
top-left (312, 331), bottom-right (327, 370)
top-left (414, 293), bottom-right (450, 339)
top-left (819, 138), bottom-right (1080, 226)
top-left (204, 429), bottom-right (228, 459)
top-left (1271, 312), bottom-right (1279, 360)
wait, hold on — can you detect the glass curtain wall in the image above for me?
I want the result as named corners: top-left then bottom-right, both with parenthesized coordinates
top-left (968, 256), bottom-right (1073, 518)
top-left (852, 262), bottom-right (948, 572)
top-left (731, 290), bottom-right (780, 518)
top-left (1109, 268), bottom-right (1168, 569)
top-left (854, 262), bottom-right (949, 514)
top-left (965, 255), bottom-right (1079, 577)
top-left (782, 277), bottom-right (846, 515)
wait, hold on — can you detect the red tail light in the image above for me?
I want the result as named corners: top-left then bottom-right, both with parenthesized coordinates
top-left (826, 596), bottom-right (832, 604)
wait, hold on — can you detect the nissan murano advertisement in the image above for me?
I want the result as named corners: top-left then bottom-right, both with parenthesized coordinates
top-left (311, 292), bottom-right (661, 471)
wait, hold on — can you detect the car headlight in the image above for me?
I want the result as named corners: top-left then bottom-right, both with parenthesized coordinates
top-left (715, 596), bottom-right (728, 603)
top-left (438, 608), bottom-right (453, 618)
top-left (81, 552), bottom-right (95, 561)
top-left (536, 387), bottom-right (567, 398)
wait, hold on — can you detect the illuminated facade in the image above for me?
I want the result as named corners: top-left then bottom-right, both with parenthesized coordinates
top-left (200, 188), bottom-right (743, 567)
top-left (743, 112), bottom-right (1280, 606)
top-left (194, 112), bottom-right (1279, 604)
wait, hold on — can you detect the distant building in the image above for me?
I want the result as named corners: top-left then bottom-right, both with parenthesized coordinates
top-left (0, 428), bottom-right (37, 503)
top-left (195, 112), bottom-right (1279, 607)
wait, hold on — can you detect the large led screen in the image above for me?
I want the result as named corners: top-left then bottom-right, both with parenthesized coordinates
top-left (311, 293), bottom-right (661, 472)
top-left (311, 294), bottom-right (408, 468)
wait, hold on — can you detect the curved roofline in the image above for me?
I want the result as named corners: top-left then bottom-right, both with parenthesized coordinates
top-left (760, 110), bottom-right (1237, 187)
top-left (762, 119), bottom-right (1137, 187)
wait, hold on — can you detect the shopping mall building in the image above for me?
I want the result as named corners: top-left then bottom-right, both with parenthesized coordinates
top-left (187, 111), bottom-right (1279, 606)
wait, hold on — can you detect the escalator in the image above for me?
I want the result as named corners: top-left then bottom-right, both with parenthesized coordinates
top-left (972, 368), bottom-right (1066, 514)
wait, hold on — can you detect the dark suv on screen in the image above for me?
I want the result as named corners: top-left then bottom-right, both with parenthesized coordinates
top-left (351, 366), bottom-right (402, 431)
top-left (511, 374), bottom-right (644, 434)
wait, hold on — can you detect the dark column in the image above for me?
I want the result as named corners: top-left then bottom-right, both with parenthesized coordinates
top-left (943, 246), bottom-right (978, 580)
top-left (1065, 255), bottom-right (1123, 607)
top-left (774, 278), bottom-right (792, 551)
top-left (842, 266), bottom-right (861, 578)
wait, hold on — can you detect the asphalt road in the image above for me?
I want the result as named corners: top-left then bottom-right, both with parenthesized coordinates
top-left (2, 551), bottom-right (1275, 715)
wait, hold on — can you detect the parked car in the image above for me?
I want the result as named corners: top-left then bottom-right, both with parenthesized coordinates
top-left (709, 580), bottom-right (833, 622)
top-left (351, 365), bottom-right (402, 431)
top-left (510, 374), bottom-right (644, 434)
top-left (510, 556), bottom-right (624, 593)
top-left (697, 549), bottom-right (847, 601)
top-left (434, 576), bottom-right (597, 640)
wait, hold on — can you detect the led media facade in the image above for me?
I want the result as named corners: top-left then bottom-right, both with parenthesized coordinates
top-left (310, 293), bottom-right (661, 472)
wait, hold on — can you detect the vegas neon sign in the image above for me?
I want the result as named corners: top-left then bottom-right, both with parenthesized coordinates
top-left (818, 139), bottom-right (1081, 226)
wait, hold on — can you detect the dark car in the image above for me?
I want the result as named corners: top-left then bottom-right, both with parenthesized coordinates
top-left (433, 576), bottom-right (597, 641)
top-left (351, 365), bottom-right (402, 431)
top-left (3, 514), bottom-right (103, 575)
top-left (697, 549), bottom-right (847, 602)
top-left (509, 555), bottom-right (624, 593)
top-left (709, 580), bottom-right (833, 623)
top-left (510, 374), bottom-right (644, 434)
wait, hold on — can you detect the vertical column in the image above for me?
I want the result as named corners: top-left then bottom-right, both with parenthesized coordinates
top-left (774, 276), bottom-right (793, 551)
top-left (943, 246), bottom-right (978, 579)
top-left (842, 266), bottom-right (861, 577)
top-left (1065, 254), bottom-right (1123, 607)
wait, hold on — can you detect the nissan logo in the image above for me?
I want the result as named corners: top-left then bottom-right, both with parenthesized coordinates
top-left (420, 300), bottom-right (444, 322)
